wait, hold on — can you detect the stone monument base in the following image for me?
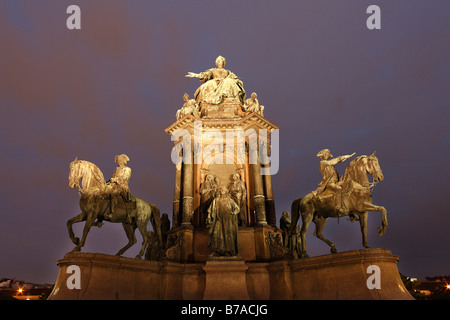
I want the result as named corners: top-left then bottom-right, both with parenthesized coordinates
top-left (47, 249), bottom-right (413, 300)
top-left (203, 259), bottom-right (250, 300)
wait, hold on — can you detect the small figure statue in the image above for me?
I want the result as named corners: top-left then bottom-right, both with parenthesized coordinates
top-left (228, 173), bottom-right (248, 226)
top-left (279, 211), bottom-right (291, 247)
top-left (185, 55), bottom-right (246, 105)
top-left (160, 213), bottom-right (171, 249)
top-left (199, 174), bottom-right (217, 226)
top-left (244, 92), bottom-right (264, 116)
top-left (206, 186), bottom-right (240, 257)
top-left (105, 154), bottom-right (134, 221)
top-left (312, 149), bottom-right (355, 215)
top-left (176, 93), bottom-right (201, 120)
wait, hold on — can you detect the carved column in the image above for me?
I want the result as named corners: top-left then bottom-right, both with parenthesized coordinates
top-left (181, 145), bottom-right (194, 227)
top-left (250, 144), bottom-right (267, 225)
top-left (261, 146), bottom-right (276, 226)
top-left (172, 162), bottom-right (182, 227)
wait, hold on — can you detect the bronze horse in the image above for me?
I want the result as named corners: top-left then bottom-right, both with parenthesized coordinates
top-left (67, 158), bottom-right (161, 258)
top-left (289, 152), bottom-right (387, 258)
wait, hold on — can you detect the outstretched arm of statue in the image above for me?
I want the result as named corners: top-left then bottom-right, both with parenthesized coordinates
top-left (185, 69), bottom-right (213, 82)
top-left (185, 72), bottom-right (200, 78)
top-left (324, 153), bottom-right (355, 166)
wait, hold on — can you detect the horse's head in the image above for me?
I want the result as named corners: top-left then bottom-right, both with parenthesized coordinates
top-left (68, 157), bottom-right (82, 189)
top-left (343, 152), bottom-right (384, 189)
top-left (365, 152), bottom-right (384, 183)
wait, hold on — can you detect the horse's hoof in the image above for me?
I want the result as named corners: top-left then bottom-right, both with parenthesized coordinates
top-left (330, 247), bottom-right (337, 254)
top-left (73, 237), bottom-right (80, 245)
top-left (71, 246), bottom-right (81, 253)
top-left (134, 255), bottom-right (142, 259)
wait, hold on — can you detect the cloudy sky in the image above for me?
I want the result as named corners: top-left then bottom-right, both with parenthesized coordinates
top-left (0, 0), bottom-right (448, 284)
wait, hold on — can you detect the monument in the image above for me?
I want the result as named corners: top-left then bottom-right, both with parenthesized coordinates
top-left (48, 56), bottom-right (413, 300)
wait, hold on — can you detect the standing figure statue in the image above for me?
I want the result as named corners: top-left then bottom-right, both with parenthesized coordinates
top-left (199, 174), bottom-right (217, 226)
top-left (312, 149), bottom-right (355, 215)
top-left (105, 154), bottom-right (134, 222)
top-left (279, 211), bottom-right (292, 247)
top-left (185, 55), bottom-right (246, 105)
top-left (206, 186), bottom-right (240, 257)
top-left (228, 173), bottom-right (248, 226)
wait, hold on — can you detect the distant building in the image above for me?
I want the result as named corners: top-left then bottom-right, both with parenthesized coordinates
top-left (0, 278), bottom-right (53, 300)
top-left (415, 275), bottom-right (450, 296)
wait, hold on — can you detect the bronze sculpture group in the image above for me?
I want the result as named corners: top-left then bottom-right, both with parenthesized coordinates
top-left (66, 56), bottom-right (388, 261)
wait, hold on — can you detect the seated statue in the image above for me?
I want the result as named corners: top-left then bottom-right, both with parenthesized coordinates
top-left (185, 55), bottom-right (246, 105)
top-left (176, 93), bottom-right (201, 120)
top-left (244, 92), bottom-right (264, 116)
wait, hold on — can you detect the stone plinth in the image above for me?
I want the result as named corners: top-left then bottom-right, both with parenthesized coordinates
top-left (290, 248), bottom-right (414, 300)
top-left (47, 253), bottom-right (161, 300)
top-left (48, 249), bottom-right (413, 300)
top-left (202, 259), bottom-right (250, 300)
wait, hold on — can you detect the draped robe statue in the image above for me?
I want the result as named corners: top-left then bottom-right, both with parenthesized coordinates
top-left (185, 55), bottom-right (246, 105)
top-left (206, 186), bottom-right (240, 257)
top-left (228, 173), bottom-right (248, 226)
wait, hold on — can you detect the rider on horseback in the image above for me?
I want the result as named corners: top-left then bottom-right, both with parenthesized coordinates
top-left (104, 154), bottom-right (135, 223)
top-left (312, 149), bottom-right (355, 216)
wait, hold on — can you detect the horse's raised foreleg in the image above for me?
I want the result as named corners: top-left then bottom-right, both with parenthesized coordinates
top-left (116, 223), bottom-right (136, 256)
top-left (67, 212), bottom-right (86, 246)
top-left (71, 213), bottom-right (96, 253)
top-left (363, 202), bottom-right (388, 236)
top-left (313, 216), bottom-right (337, 253)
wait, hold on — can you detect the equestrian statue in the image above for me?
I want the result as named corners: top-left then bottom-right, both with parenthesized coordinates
top-left (67, 154), bottom-right (162, 259)
top-left (289, 149), bottom-right (387, 258)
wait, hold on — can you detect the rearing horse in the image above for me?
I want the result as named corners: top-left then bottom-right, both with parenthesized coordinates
top-left (67, 158), bottom-right (162, 258)
top-left (289, 152), bottom-right (387, 258)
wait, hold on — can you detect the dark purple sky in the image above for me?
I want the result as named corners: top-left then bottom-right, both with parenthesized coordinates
top-left (0, 1), bottom-right (448, 284)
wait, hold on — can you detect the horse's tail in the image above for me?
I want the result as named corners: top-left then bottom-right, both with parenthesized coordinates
top-left (288, 197), bottom-right (302, 236)
top-left (149, 203), bottom-right (162, 244)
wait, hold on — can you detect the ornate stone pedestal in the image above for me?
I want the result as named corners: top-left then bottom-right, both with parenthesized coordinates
top-left (48, 249), bottom-right (413, 300)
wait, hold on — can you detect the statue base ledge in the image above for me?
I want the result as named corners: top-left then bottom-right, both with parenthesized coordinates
top-left (47, 249), bottom-right (414, 300)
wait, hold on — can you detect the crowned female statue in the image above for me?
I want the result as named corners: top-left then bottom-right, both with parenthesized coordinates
top-left (185, 56), bottom-right (246, 105)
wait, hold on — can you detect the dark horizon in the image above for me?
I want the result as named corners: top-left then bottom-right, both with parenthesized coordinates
top-left (0, 1), bottom-right (448, 285)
